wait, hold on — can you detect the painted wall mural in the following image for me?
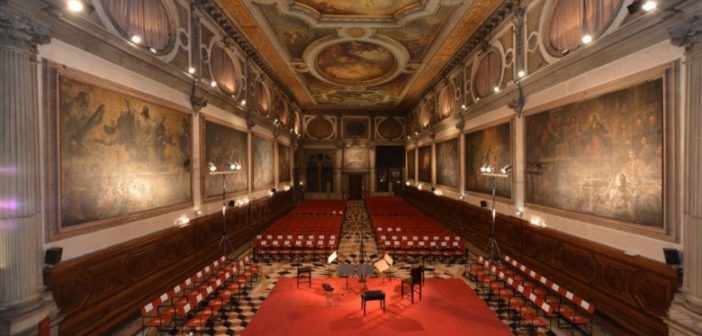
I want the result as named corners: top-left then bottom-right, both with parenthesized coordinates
top-left (418, 145), bottom-right (432, 183)
top-left (344, 147), bottom-right (369, 170)
top-left (465, 122), bottom-right (512, 198)
top-left (296, 0), bottom-right (419, 16)
top-left (526, 79), bottom-right (664, 228)
top-left (278, 142), bottom-right (292, 183)
top-left (204, 120), bottom-right (248, 198)
top-left (407, 149), bottom-right (416, 180)
top-left (435, 138), bottom-right (459, 188)
top-left (58, 76), bottom-right (191, 227)
top-left (342, 117), bottom-right (369, 138)
top-left (253, 135), bottom-right (275, 190)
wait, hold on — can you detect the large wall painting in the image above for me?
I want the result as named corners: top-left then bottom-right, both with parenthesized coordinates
top-left (278, 142), bottom-right (292, 183)
top-left (253, 135), bottom-right (275, 190)
top-left (465, 122), bottom-right (512, 198)
top-left (418, 145), bottom-right (432, 183)
top-left (526, 78), bottom-right (664, 229)
top-left (55, 73), bottom-right (192, 230)
top-left (435, 138), bottom-right (459, 188)
top-left (407, 149), bottom-right (416, 180)
top-left (343, 147), bottom-right (369, 170)
top-left (203, 120), bottom-right (248, 198)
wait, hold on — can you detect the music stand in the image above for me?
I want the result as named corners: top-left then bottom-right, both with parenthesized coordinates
top-left (357, 264), bottom-right (375, 290)
top-left (338, 263), bottom-right (357, 290)
top-left (327, 251), bottom-right (338, 277)
top-left (374, 253), bottom-right (394, 282)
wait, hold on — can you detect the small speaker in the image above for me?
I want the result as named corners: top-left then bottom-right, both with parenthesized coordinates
top-left (663, 248), bottom-right (682, 266)
top-left (44, 247), bottom-right (63, 266)
top-left (480, 200), bottom-right (488, 208)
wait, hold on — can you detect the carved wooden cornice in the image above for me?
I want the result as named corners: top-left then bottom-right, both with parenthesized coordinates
top-left (670, 15), bottom-right (702, 53)
top-left (0, 1), bottom-right (51, 52)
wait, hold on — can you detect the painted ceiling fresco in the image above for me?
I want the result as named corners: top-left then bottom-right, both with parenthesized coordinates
top-left (226, 0), bottom-right (502, 111)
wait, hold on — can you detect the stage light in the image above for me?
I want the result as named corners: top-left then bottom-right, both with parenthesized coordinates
top-left (207, 162), bottom-right (217, 172)
top-left (642, 1), bottom-right (656, 11)
top-left (188, 67), bottom-right (196, 74)
top-left (210, 81), bottom-right (217, 87)
top-left (131, 35), bottom-right (142, 44)
top-left (581, 34), bottom-right (593, 44)
top-left (518, 70), bottom-right (526, 78)
top-left (66, 0), bottom-right (84, 13)
top-left (500, 164), bottom-right (512, 174)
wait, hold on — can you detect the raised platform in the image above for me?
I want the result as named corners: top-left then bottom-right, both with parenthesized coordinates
top-left (243, 277), bottom-right (511, 335)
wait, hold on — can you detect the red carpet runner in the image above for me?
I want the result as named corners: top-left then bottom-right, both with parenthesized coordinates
top-left (243, 278), bottom-right (512, 335)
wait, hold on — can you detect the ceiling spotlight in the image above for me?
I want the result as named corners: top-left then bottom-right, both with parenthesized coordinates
top-left (131, 35), bottom-right (142, 44)
top-left (493, 86), bottom-right (500, 93)
top-left (66, 0), bottom-right (84, 13)
top-left (518, 70), bottom-right (526, 78)
top-left (149, 48), bottom-right (157, 54)
top-left (460, 104), bottom-right (467, 110)
top-left (188, 67), bottom-right (196, 74)
top-left (581, 34), bottom-right (593, 44)
top-left (207, 162), bottom-right (217, 172)
top-left (210, 81), bottom-right (217, 87)
top-left (642, 1), bottom-right (656, 11)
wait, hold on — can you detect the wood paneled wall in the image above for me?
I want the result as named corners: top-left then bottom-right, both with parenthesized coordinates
top-left (404, 188), bottom-right (678, 336)
top-left (46, 190), bottom-right (296, 335)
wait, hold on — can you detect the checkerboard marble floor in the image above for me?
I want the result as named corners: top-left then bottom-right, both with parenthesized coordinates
top-left (129, 201), bottom-right (617, 336)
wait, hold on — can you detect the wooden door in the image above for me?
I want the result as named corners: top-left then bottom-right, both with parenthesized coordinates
top-left (348, 174), bottom-right (363, 200)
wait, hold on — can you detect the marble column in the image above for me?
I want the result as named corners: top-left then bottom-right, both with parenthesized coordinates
top-left (667, 14), bottom-right (702, 336)
top-left (0, 2), bottom-right (59, 335)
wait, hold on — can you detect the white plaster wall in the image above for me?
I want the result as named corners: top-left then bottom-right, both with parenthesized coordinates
top-left (38, 39), bottom-right (289, 261)
top-left (427, 40), bottom-right (685, 263)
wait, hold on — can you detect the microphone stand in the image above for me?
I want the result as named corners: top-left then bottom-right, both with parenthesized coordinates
top-left (211, 171), bottom-right (237, 260)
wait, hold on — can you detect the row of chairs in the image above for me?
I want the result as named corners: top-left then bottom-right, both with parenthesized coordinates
top-left (290, 200), bottom-right (347, 215)
top-left (252, 235), bottom-right (339, 261)
top-left (365, 196), bottom-right (422, 215)
top-left (468, 254), bottom-right (595, 335)
top-left (502, 255), bottom-right (595, 335)
top-left (140, 256), bottom-right (259, 335)
top-left (470, 255), bottom-right (554, 335)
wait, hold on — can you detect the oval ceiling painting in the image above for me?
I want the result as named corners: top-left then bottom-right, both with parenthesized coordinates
top-left (315, 41), bottom-right (396, 85)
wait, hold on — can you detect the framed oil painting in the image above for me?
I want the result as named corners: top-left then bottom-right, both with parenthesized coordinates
top-left (407, 149), bottom-right (416, 180)
top-left (525, 65), bottom-right (677, 240)
top-left (278, 142), bottom-right (292, 183)
top-left (44, 63), bottom-right (192, 240)
top-left (253, 134), bottom-right (275, 190)
top-left (435, 137), bottom-right (459, 188)
top-left (418, 145), bottom-right (432, 183)
top-left (202, 118), bottom-right (249, 199)
top-left (465, 121), bottom-right (512, 198)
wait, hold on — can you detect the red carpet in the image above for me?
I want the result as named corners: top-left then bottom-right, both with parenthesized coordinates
top-left (243, 277), bottom-right (512, 335)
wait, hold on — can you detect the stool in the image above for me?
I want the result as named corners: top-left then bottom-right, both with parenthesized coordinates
top-left (297, 266), bottom-right (312, 288)
top-left (361, 290), bottom-right (385, 315)
top-left (322, 283), bottom-right (336, 308)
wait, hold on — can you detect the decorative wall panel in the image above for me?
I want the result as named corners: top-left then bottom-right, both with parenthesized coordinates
top-left (252, 134), bottom-right (275, 190)
top-left (407, 149), bottom-right (416, 180)
top-left (435, 137), bottom-right (459, 188)
top-left (417, 145), bottom-right (432, 183)
top-left (203, 119), bottom-right (248, 198)
top-left (278, 142), bottom-right (291, 183)
top-left (465, 121), bottom-right (512, 198)
top-left (45, 64), bottom-right (192, 239)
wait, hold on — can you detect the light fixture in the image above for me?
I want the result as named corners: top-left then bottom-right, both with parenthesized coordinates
top-left (240, 99), bottom-right (247, 106)
top-left (174, 215), bottom-right (190, 227)
top-left (493, 86), bottom-right (501, 93)
top-left (194, 209), bottom-right (203, 216)
top-left (283, 185), bottom-right (291, 191)
top-left (66, 0), bottom-right (84, 13)
top-left (131, 35), bottom-right (142, 44)
top-left (414, 131), bottom-right (419, 136)
top-left (210, 81), bottom-right (217, 87)
top-left (207, 162), bottom-right (217, 172)
top-left (561, 49), bottom-right (570, 56)
top-left (405, 181), bottom-right (410, 186)
top-left (642, 1), bottom-right (656, 12)
top-left (433, 189), bottom-right (443, 196)
top-left (188, 67), bottom-right (196, 74)
top-left (500, 164), bottom-right (512, 174)
top-left (518, 70), bottom-right (526, 78)
top-left (476, 97), bottom-right (480, 102)
top-left (299, 181), bottom-right (304, 186)
top-left (581, 34), bottom-right (593, 44)
top-left (228, 162), bottom-right (241, 171)
top-left (459, 193), bottom-right (466, 200)
top-left (461, 104), bottom-right (467, 110)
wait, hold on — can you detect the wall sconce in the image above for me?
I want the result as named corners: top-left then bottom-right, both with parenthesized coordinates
top-left (175, 215), bottom-right (190, 227)
top-left (530, 215), bottom-right (545, 227)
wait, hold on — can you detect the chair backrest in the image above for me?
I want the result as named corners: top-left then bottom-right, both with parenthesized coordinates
top-left (410, 266), bottom-right (423, 284)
